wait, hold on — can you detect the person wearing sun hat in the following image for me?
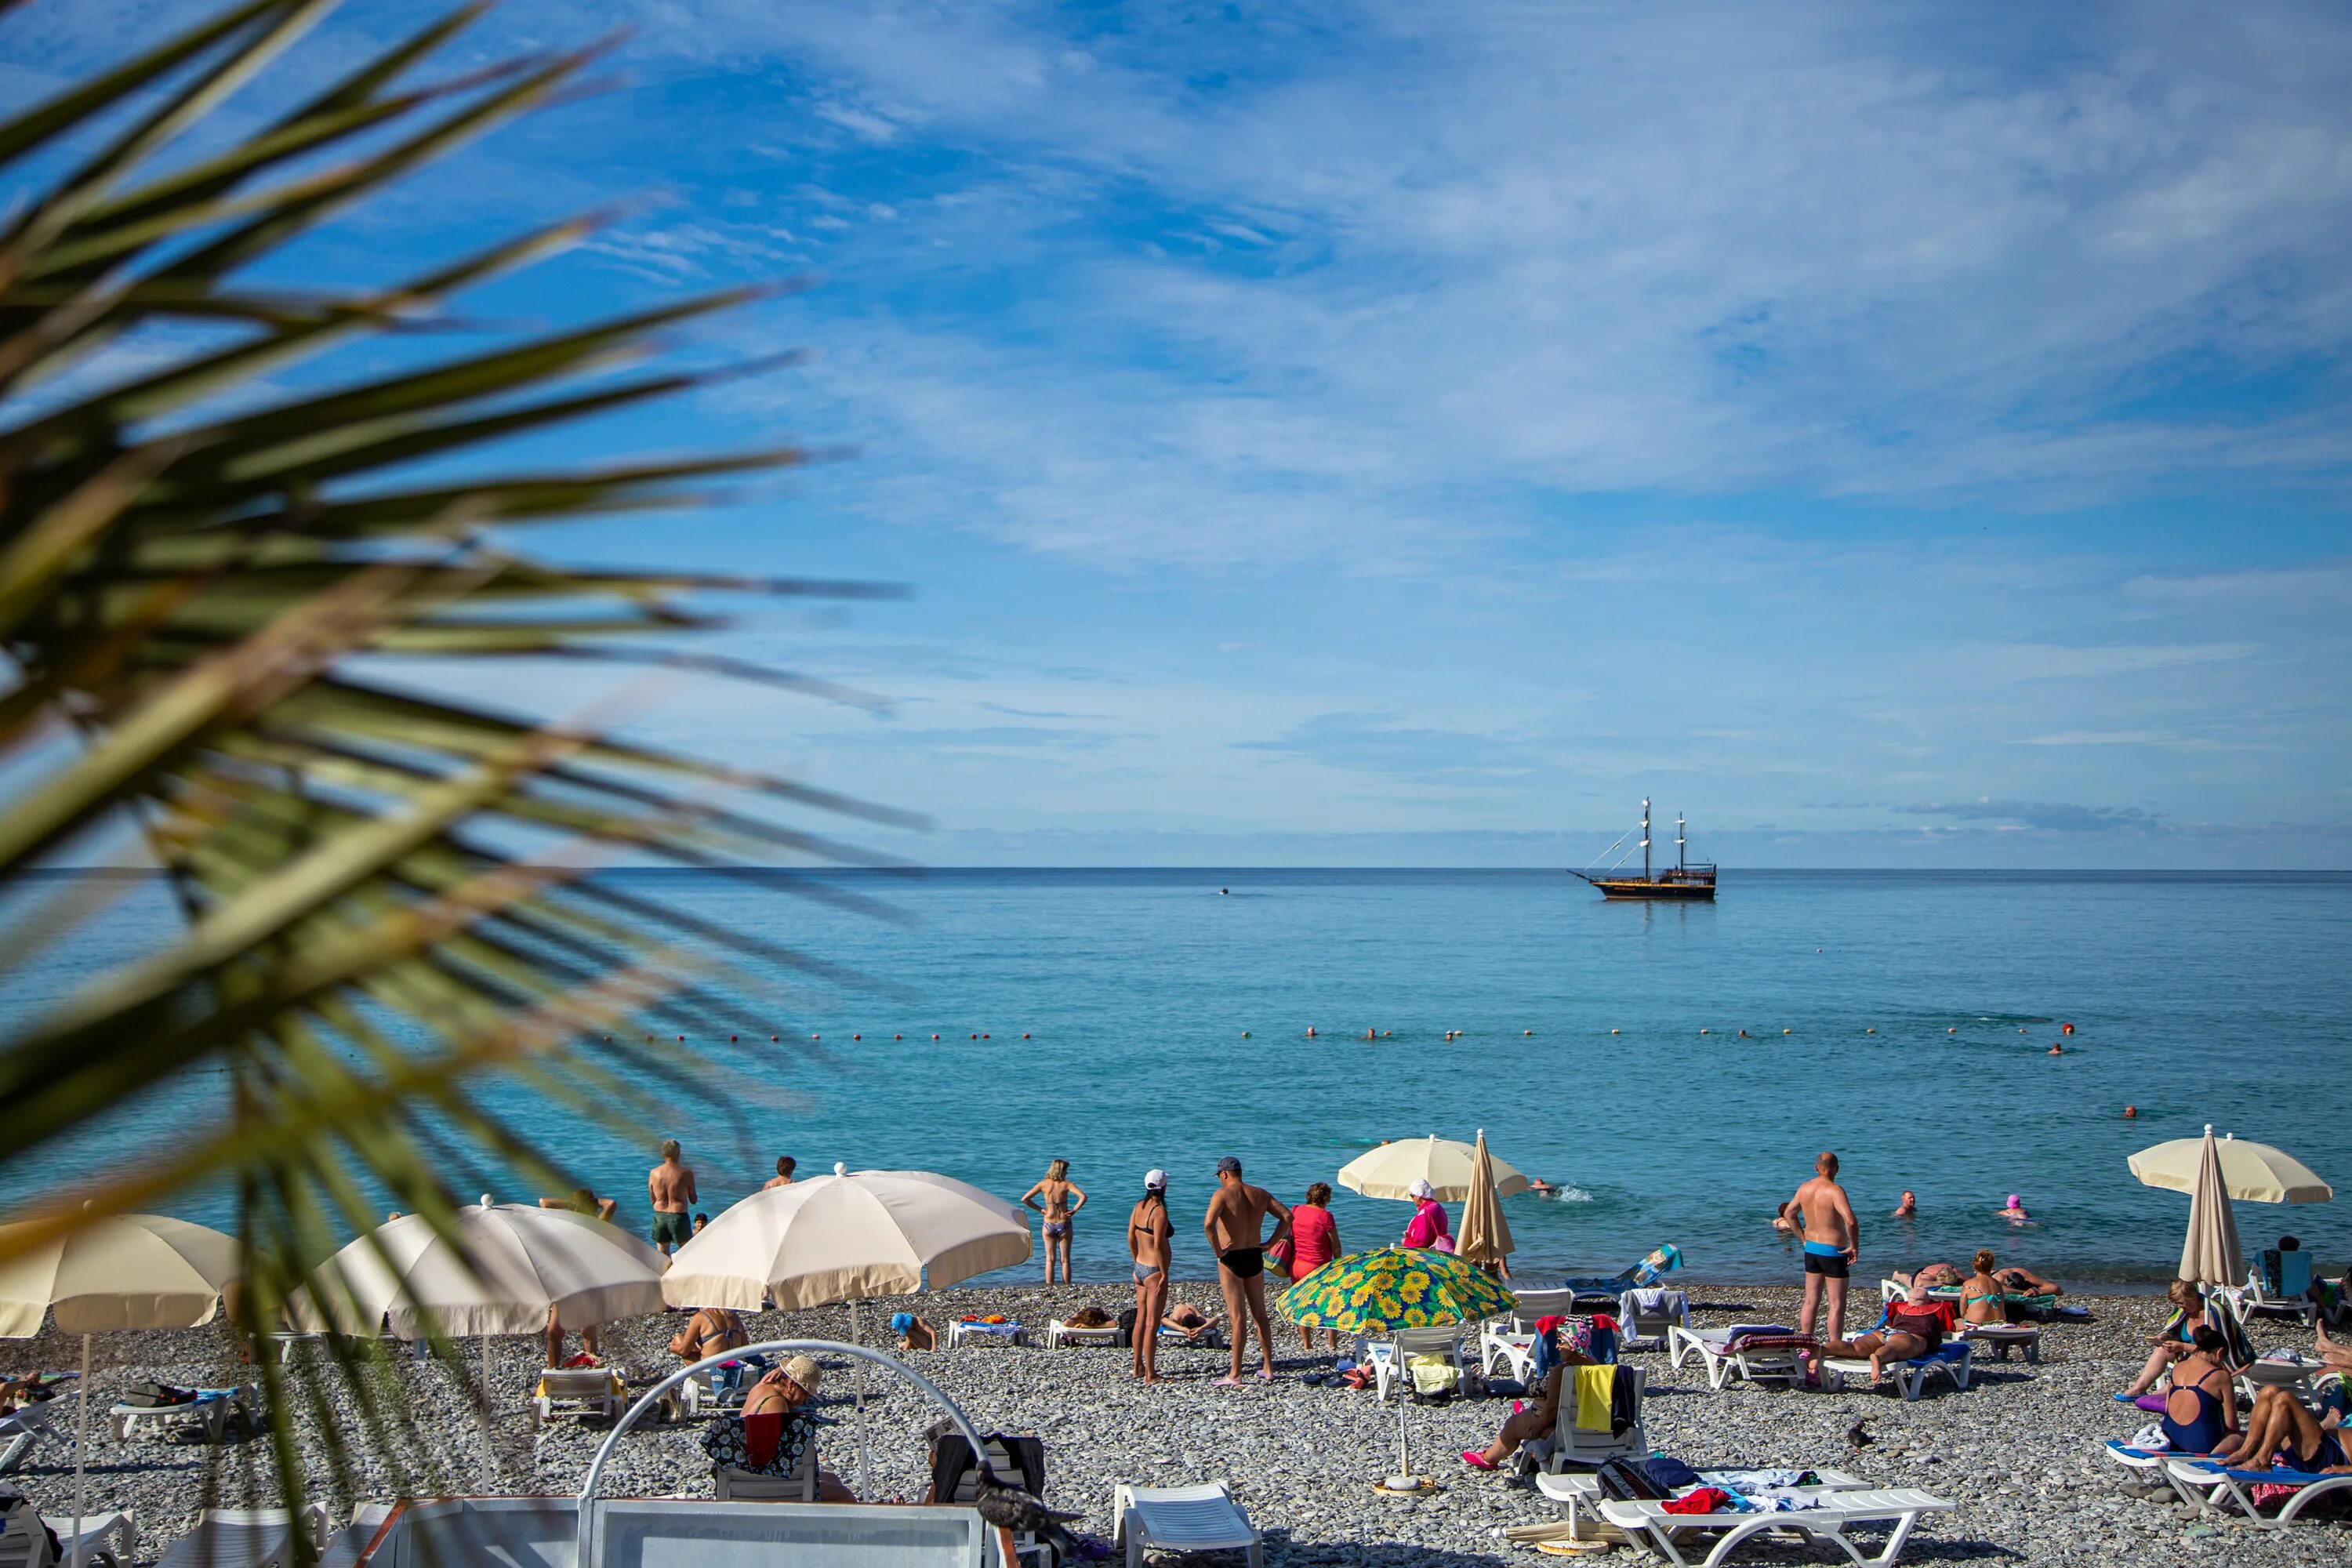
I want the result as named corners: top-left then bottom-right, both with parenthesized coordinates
top-left (703, 1355), bottom-right (856, 1501)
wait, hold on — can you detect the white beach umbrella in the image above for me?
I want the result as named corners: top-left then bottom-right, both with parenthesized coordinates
top-left (0, 1213), bottom-right (241, 1568)
top-left (2129, 1131), bottom-right (2333, 1205)
top-left (664, 1168), bottom-right (1031, 1496)
top-left (2145, 1127), bottom-right (2248, 1288)
top-left (1455, 1130), bottom-right (1516, 1269)
top-left (1339, 1134), bottom-right (1530, 1203)
top-left (294, 1198), bottom-right (666, 1338)
top-left (662, 1169), bottom-right (1032, 1310)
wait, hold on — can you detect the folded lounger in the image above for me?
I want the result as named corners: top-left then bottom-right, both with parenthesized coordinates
top-left (1112, 1482), bottom-right (1261, 1568)
top-left (1596, 1486), bottom-right (1953, 1568)
top-left (2164, 1457), bottom-right (2352, 1532)
top-left (1668, 1325), bottom-right (1813, 1390)
top-left (1045, 1319), bottom-right (1122, 1349)
top-left (1818, 1341), bottom-right (1975, 1402)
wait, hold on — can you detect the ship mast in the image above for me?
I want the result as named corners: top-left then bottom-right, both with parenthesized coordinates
top-left (1677, 811), bottom-right (1686, 873)
top-left (1641, 797), bottom-right (1651, 882)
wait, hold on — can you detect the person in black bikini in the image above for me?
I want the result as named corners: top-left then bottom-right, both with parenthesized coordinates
top-left (2158, 1327), bottom-right (2240, 1457)
top-left (1203, 1156), bottom-right (1290, 1387)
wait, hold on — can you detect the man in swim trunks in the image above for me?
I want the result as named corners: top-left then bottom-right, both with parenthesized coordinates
top-left (1127, 1171), bottom-right (1174, 1383)
top-left (1788, 1151), bottom-right (1858, 1343)
top-left (648, 1138), bottom-right (697, 1258)
top-left (1203, 1156), bottom-right (1290, 1386)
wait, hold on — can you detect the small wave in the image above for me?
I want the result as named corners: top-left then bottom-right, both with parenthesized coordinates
top-left (1541, 1186), bottom-right (1595, 1203)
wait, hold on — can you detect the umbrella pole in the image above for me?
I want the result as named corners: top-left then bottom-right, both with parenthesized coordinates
top-left (69, 1331), bottom-right (89, 1568)
top-left (1396, 1376), bottom-right (1412, 1483)
top-left (850, 1300), bottom-right (871, 1500)
top-left (481, 1333), bottom-right (490, 1406)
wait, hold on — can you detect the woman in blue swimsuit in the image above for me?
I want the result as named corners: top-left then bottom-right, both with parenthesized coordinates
top-left (2159, 1327), bottom-right (2239, 1457)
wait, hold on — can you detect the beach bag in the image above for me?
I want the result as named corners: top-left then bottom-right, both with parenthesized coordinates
top-left (1115, 1308), bottom-right (1137, 1348)
top-left (1595, 1458), bottom-right (1671, 1502)
top-left (120, 1381), bottom-right (195, 1409)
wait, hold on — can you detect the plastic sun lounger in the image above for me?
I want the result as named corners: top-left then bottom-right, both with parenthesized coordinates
top-left (1529, 1366), bottom-right (1647, 1472)
top-left (1158, 1322), bottom-right (1223, 1348)
top-left (532, 1367), bottom-right (625, 1423)
top-left (2164, 1457), bottom-right (2352, 1531)
top-left (947, 1320), bottom-right (1028, 1349)
top-left (1668, 1325), bottom-right (1810, 1389)
top-left (49, 1511), bottom-right (136, 1568)
top-left (1537, 1469), bottom-right (1869, 1530)
top-left (2103, 1441), bottom-right (2232, 1508)
top-left (1598, 1487), bottom-right (1953, 1568)
top-left (107, 1385), bottom-right (252, 1443)
top-left (0, 1401), bottom-right (59, 1476)
top-left (1818, 1341), bottom-right (1975, 1402)
top-left (1956, 1322), bottom-right (2040, 1362)
top-left (1620, 1288), bottom-right (1690, 1352)
top-left (1112, 1482), bottom-right (1262, 1568)
top-left (1363, 1327), bottom-right (1464, 1403)
top-left (1044, 1319), bottom-right (1123, 1349)
top-left (152, 1508), bottom-right (331, 1568)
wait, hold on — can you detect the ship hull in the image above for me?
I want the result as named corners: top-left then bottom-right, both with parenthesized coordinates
top-left (1588, 878), bottom-right (1716, 901)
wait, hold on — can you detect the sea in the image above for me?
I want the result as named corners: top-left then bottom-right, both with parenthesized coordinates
top-left (6, 868), bottom-right (2347, 1291)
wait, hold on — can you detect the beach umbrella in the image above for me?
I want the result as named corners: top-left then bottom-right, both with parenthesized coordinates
top-left (2129, 1130), bottom-right (2333, 1205)
top-left (0, 1213), bottom-right (241, 1568)
top-left (291, 1198), bottom-right (666, 1400)
top-left (1339, 1134), bottom-right (1530, 1203)
top-left (2153, 1127), bottom-right (2248, 1288)
top-left (664, 1168), bottom-right (1031, 1494)
top-left (1455, 1129), bottom-right (1515, 1269)
top-left (1277, 1247), bottom-right (1514, 1491)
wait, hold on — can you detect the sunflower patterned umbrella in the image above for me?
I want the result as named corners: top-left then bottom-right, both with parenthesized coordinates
top-left (1279, 1247), bottom-right (1515, 1490)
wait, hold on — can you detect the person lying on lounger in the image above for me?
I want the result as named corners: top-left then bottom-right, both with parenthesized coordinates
top-left (1889, 1261), bottom-right (1963, 1292)
top-left (1163, 1303), bottom-right (1222, 1341)
top-left (1806, 1282), bottom-right (1951, 1381)
top-left (1460, 1330), bottom-right (1599, 1470)
top-left (1994, 1263), bottom-right (2062, 1298)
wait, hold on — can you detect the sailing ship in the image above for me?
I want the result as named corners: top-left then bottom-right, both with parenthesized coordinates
top-left (1570, 798), bottom-right (1717, 900)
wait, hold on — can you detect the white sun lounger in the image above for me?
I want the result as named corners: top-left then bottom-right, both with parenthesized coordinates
top-left (1112, 1482), bottom-right (1261, 1568)
top-left (946, 1320), bottom-right (1028, 1349)
top-left (151, 1508), bottom-right (330, 1568)
top-left (1598, 1486), bottom-right (1953, 1568)
top-left (0, 1510), bottom-right (136, 1568)
top-left (2165, 1457), bottom-right (2352, 1531)
top-left (1956, 1322), bottom-right (2040, 1363)
top-left (1479, 1325), bottom-right (1538, 1381)
top-left (1045, 1319), bottom-right (1123, 1348)
top-left (107, 1385), bottom-right (253, 1443)
top-left (2103, 1441), bottom-right (2230, 1508)
top-left (1668, 1325), bottom-right (1809, 1389)
top-left (1818, 1341), bottom-right (1974, 1401)
top-left (1537, 1468), bottom-right (1867, 1530)
top-left (532, 1367), bottom-right (625, 1423)
top-left (0, 1401), bottom-right (60, 1476)
top-left (1619, 1289), bottom-right (1690, 1352)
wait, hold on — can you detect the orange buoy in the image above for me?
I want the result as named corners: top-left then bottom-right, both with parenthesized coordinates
top-left (852, 1033), bottom-right (861, 1041)
top-left (1947, 1027), bottom-right (1957, 1034)
top-left (1381, 1031), bottom-right (1391, 1038)
top-left (1610, 1028), bottom-right (1621, 1035)
top-left (1022, 1033), bottom-right (1031, 1040)
top-left (1524, 1029), bottom-right (1534, 1036)
top-left (932, 1033), bottom-right (941, 1040)
top-left (2061, 1022), bottom-right (2074, 1035)
top-left (982, 1033), bottom-right (990, 1040)
top-left (677, 1034), bottom-right (685, 1041)
top-left (1783, 1028), bottom-right (1791, 1035)
top-left (1699, 1028), bottom-right (1709, 1035)
top-left (770, 1034), bottom-right (778, 1041)
top-left (895, 1034), bottom-right (903, 1040)
top-left (1865, 1028), bottom-right (1876, 1035)
top-left (970, 1033), bottom-right (978, 1040)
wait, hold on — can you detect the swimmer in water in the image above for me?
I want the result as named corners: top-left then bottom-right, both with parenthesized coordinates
top-left (2123, 1105), bottom-right (2138, 1119)
top-left (1997, 1193), bottom-right (2031, 1222)
top-left (1527, 1178), bottom-right (1557, 1196)
top-left (2048, 1043), bottom-right (2063, 1055)
top-left (1892, 1189), bottom-right (1918, 1220)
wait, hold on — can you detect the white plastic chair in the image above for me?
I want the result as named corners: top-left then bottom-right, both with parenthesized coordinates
top-left (1367, 1327), bottom-right (1463, 1402)
top-left (713, 1442), bottom-right (818, 1501)
top-left (1112, 1482), bottom-right (1261, 1568)
top-left (0, 1402), bottom-right (58, 1476)
top-left (1529, 1364), bottom-right (1647, 1471)
top-left (1617, 1288), bottom-right (1689, 1350)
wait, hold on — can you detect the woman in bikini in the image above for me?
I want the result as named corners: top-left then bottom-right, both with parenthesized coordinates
top-left (2122, 1279), bottom-right (2209, 1397)
top-left (1958, 1250), bottom-right (2009, 1326)
top-left (1127, 1171), bottom-right (1173, 1383)
top-left (1022, 1158), bottom-right (1087, 1284)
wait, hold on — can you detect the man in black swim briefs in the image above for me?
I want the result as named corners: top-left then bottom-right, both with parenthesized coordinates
top-left (1203, 1156), bottom-right (1290, 1387)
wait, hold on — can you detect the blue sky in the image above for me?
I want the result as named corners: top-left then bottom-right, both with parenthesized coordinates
top-left (7, 0), bottom-right (2351, 866)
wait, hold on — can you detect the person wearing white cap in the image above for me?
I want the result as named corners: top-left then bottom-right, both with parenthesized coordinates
top-left (1401, 1177), bottom-right (1454, 1251)
top-left (1127, 1170), bottom-right (1174, 1383)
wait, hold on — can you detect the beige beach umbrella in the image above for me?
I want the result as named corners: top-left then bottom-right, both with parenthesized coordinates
top-left (0, 1213), bottom-right (241, 1568)
top-left (662, 1169), bottom-right (1031, 1311)
top-left (1455, 1129), bottom-right (1516, 1269)
top-left (2129, 1131), bottom-right (2333, 1206)
top-left (1339, 1135), bottom-right (1530, 1203)
top-left (292, 1197), bottom-right (666, 1340)
top-left (665, 1167), bottom-right (1031, 1498)
top-left (2160, 1127), bottom-right (2248, 1288)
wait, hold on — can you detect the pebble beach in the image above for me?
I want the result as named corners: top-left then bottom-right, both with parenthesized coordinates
top-left (5, 1282), bottom-right (2346, 1567)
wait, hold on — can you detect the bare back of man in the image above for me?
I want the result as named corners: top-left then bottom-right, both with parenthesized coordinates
top-left (647, 1139), bottom-right (698, 1257)
top-left (1790, 1152), bottom-right (1858, 1344)
top-left (1203, 1157), bottom-right (1290, 1385)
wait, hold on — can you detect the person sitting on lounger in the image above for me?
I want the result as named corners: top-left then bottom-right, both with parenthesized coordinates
top-left (2237, 1382), bottom-right (2349, 1473)
top-left (892, 1312), bottom-right (938, 1352)
top-left (735, 1357), bottom-right (858, 1501)
top-left (1163, 1303), bottom-right (1222, 1341)
top-left (1806, 1281), bottom-right (1951, 1381)
top-left (1461, 1328), bottom-right (1598, 1470)
top-left (1958, 1251), bottom-right (2009, 1326)
top-left (2158, 1326), bottom-right (2241, 1457)
top-left (671, 1305), bottom-right (749, 1363)
top-left (2122, 1279), bottom-right (2211, 1397)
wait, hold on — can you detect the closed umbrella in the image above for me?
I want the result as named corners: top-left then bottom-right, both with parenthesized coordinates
top-left (2167, 1127), bottom-right (2247, 1287)
top-left (1456, 1129), bottom-right (1515, 1270)
top-left (2129, 1132), bottom-right (2332, 1205)
top-left (1277, 1247), bottom-right (1513, 1492)
top-left (1339, 1135), bottom-right (1530, 1203)
top-left (0, 1214), bottom-right (241, 1568)
top-left (292, 1197), bottom-right (666, 1397)
top-left (664, 1169), bottom-right (1031, 1494)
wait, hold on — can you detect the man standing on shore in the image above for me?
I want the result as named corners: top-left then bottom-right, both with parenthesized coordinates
top-left (648, 1139), bottom-right (697, 1258)
top-left (1789, 1151), bottom-right (1858, 1343)
top-left (1203, 1156), bottom-right (1290, 1387)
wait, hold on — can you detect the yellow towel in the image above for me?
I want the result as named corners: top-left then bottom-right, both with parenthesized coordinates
top-left (1573, 1363), bottom-right (1614, 1432)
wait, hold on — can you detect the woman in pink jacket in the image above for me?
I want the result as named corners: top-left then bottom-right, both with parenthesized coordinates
top-left (1401, 1178), bottom-right (1454, 1251)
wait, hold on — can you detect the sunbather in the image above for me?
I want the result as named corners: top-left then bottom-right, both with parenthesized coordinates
top-left (739, 1358), bottom-right (857, 1501)
top-left (1995, 1263), bottom-right (2062, 1298)
top-left (1163, 1303), bottom-right (1222, 1341)
top-left (1958, 1252), bottom-right (2007, 1325)
top-left (1890, 1261), bottom-right (1963, 1292)
top-left (2317, 1322), bottom-right (2352, 1370)
top-left (1806, 1281), bottom-right (1950, 1381)
top-left (670, 1305), bottom-right (749, 1363)
top-left (2237, 1383), bottom-right (2350, 1473)
top-left (2159, 1326), bottom-right (2240, 1457)
top-left (1461, 1329), bottom-right (1598, 1470)
top-left (2122, 1279), bottom-right (2207, 1396)
top-left (893, 1312), bottom-right (938, 1352)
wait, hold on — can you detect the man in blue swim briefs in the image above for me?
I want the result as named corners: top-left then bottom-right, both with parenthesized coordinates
top-left (1788, 1151), bottom-right (1859, 1344)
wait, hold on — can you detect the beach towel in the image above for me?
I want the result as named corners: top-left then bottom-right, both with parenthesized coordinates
top-left (1661, 1486), bottom-right (1740, 1515)
top-left (1572, 1364), bottom-right (1614, 1432)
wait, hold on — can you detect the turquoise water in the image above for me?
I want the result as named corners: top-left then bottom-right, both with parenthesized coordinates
top-left (6, 869), bottom-right (2347, 1289)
